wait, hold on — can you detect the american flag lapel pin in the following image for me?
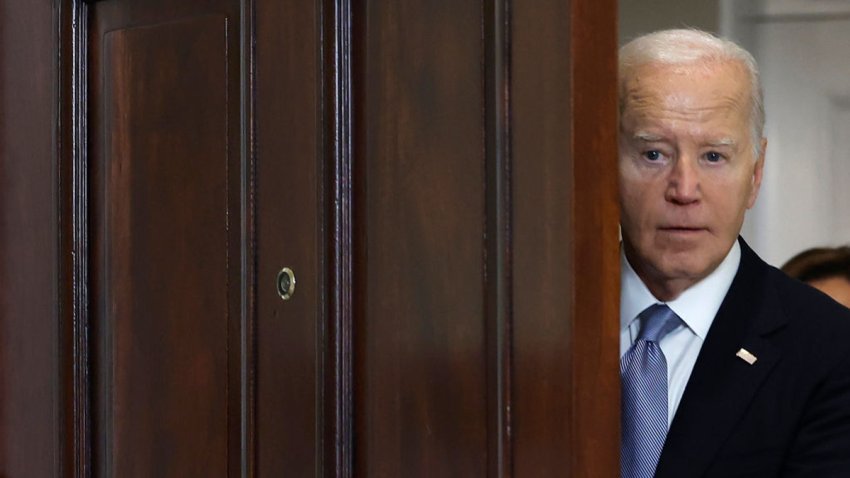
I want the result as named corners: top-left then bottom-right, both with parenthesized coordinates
top-left (736, 348), bottom-right (758, 365)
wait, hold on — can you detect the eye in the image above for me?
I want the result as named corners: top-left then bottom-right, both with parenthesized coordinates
top-left (643, 150), bottom-right (662, 161)
top-left (705, 151), bottom-right (724, 163)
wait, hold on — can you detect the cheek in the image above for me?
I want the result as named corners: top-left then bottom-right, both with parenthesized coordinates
top-left (706, 188), bottom-right (751, 240)
top-left (745, 177), bottom-right (760, 209)
top-left (619, 161), bottom-right (648, 202)
top-left (709, 171), bottom-right (756, 213)
top-left (618, 178), bottom-right (641, 217)
top-left (732, 180), bottom-right (756, 215)
top-left (619, 180), bottom-right (656, 237)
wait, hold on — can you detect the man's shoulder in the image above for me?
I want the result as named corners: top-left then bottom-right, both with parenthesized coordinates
top-left (738, 239), bottom-right (850, 338)
top-left (765, 264), bottom-right (850, 363)
top-left (769, 265), bottom-right (850, 324)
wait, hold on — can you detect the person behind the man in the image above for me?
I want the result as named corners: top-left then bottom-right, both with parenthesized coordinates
top-left (618, 29), bottom-right (850, 477)
top-left (782, 245), bottom-right (850, 309)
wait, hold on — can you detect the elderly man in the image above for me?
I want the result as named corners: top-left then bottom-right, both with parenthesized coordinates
top-left (618, 30), bottom-right (850, 477)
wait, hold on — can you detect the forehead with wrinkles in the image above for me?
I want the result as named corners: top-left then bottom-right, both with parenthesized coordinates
top-left (621, 60), bottom-right (751, 126)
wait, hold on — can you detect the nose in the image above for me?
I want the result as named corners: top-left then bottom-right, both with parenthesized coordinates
top-left (665, 156), bottom-right (700, 205)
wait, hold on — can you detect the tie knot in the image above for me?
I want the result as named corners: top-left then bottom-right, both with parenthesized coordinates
top-left (637, 304), bottom-right (680, 343)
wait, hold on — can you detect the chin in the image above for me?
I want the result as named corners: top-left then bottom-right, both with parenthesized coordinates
top-left (655, 254), bottom-right (711, 283)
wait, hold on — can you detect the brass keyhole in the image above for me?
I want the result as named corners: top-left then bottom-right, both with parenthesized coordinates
top-left (277, 267), bottom-right (296, 300)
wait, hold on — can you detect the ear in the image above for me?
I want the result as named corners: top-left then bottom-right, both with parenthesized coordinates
top-left (746, 138), bottom-right (767, 209)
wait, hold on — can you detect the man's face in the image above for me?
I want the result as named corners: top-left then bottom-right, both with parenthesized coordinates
top-left (619, 60), bottom-right (765, 300)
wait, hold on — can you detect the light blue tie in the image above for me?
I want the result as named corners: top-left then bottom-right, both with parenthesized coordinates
top-left (621, 304), bottom-right (681, 478)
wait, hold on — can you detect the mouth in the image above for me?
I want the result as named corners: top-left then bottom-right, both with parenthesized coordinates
top-left (658, 226), bottom-right (708, 235)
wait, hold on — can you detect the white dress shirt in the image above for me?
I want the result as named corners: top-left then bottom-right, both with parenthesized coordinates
top-left (620, 241), bottom-right (741, 425)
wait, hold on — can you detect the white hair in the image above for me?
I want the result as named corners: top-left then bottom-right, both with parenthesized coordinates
top-left (619, 29), bottom-right (765, 158)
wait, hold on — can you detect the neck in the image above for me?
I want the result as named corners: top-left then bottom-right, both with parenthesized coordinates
top-left (641, 277), bottom-right (691, 302)
top-left (622, 244), bottom-right (700, 302)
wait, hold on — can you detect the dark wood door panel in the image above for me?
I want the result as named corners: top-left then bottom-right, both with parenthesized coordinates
top-left (353, 0), bottom-right (620, 476)
top-left (90, 5), bottom-right (242, 476)
top-left (355, 1), bottom-right (489, 475)
top-left (511, 0), bottom-right (619, 475)
top-left (254, 0), bottom-right (323, 475)
top-left (0, 2), bottom-right (60, 476)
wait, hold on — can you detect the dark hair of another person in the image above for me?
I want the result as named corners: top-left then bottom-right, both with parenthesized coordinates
top-left (781, 246), bottom-right (850, 283)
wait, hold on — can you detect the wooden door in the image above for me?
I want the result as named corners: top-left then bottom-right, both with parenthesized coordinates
top-left (86, 1), bottom-right (246, 476)
top-left (253, 0), bottom-right (326, 475)
top-left (350, 0), bottom-right (619, 475)
top-left (1, 0), bottom-right (618, 476)
top-left (0, 2), bottom-right (61, 476)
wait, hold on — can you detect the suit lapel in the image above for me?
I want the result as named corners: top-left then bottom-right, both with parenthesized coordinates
top-left (655, 240), bottom-right (787, 478)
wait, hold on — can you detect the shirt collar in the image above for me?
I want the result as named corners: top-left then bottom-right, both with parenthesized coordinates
top-left (620, 240), bottom-right (741, 339)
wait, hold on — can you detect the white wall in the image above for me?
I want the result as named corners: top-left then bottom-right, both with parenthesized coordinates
top-left (620, 0), bottom-right (719, 44)
top-left (722, 0), bottom-right (850, 266)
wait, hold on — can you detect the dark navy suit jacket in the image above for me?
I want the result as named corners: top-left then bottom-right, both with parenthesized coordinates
top-left (655, 238), bottom-right (850, 477)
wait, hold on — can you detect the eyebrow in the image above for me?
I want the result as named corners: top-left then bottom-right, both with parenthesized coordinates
top-left (631, 132), bottom-right (737, 148)
top-left (632, 132), bottom-right (664, 142)
top-left (705, 138), bottom-right (737, 147)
